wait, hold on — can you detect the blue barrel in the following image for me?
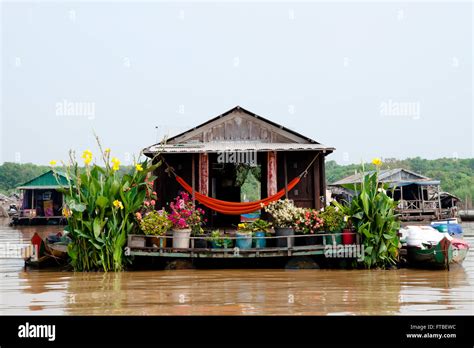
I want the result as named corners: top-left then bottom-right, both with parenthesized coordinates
top-left (236, 232), bottom-right (252, 249)
top-left (253, 231), bottom-right (266, 248)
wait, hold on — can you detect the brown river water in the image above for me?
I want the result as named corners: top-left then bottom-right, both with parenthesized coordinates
top-left (0, 218), bottom-right (472, 315)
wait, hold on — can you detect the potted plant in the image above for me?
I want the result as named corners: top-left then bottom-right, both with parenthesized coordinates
top-left (168, 192), bottom-right (205, 249)
top-left (250, 219), bottom-right (271, 248)
top-left (263, 199), bottom-right (299, 247)
top-left (319, 205), bottom-right (345, 245)
top-left (294, 208), bottom-right (324, 245)
top-left (192, 226), bottom-right (208, 249)
top-left (208, 230), bottom-right (233, 249)
top-left (341, 217), bottom-right (356, 245)
top-left (236, 223), bottom-right (253, 249)
top-left (138, 209), bottom-right (172, 248)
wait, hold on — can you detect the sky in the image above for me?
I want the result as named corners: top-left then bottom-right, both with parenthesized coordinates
top-left (1, 1), bottom-right (472, 166)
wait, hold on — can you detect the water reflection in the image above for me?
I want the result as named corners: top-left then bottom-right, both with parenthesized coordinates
top-left (0, 219), bottom-right (472, 315)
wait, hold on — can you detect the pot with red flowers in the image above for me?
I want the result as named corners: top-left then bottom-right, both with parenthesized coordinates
top-left (294, 208), bottom-right (324, 246)
top-left (168, 192), bottom-right (205, 249)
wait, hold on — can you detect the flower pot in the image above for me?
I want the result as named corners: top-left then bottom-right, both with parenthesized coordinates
top-left (304, 234), bottom-right (319, 246)
top-left (324, 232), bottom-right (342, 245)
top-left (150, 236), bottom-right (166, 248)
top-left (275, 227), bottom-right (294, 248)
top-left (253, 231), bottom-right (266, 248)
top-left (193, 237), bottom-right (207, 249)
top-left (342, 228), bottom-right (355, 245)
top-left (236, 232), bottom-right (252, 249)
top-left (172, 228), bottom-right (191, 249)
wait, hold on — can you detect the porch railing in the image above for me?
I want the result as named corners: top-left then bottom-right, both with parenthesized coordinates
top-left (398, 200), bottom-right (440, 211)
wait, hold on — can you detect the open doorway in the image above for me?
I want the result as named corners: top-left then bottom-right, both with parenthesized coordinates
top-left (208, 152), bottom-right (266, 228)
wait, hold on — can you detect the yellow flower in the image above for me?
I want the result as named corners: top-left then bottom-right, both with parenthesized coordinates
top-left (113, 200), bottom-right (124, 209)
top-left (135, 164), bottom-right (143, 172)
top-left (82, 150), bottom-right (93, 165)
top-left (49, 160), bottom-right (57, 166)
top-left (62, 207), bottom-right (71, 218)
top-left (104, 148), bottom-right (111, 154)
top-left (111, 157), bottom-right (120, 171)
top-left (372, 157), bottom-right (382, 166)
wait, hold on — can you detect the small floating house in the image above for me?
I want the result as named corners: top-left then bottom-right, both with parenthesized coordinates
top-left (143, 106), bottom-right (335, 228)
top-left (13, 170), bottom-right (68, 225)
top-left (329, 168), bottom-right (459, 221)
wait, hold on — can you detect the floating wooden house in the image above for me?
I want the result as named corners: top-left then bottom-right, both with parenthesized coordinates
top-left (13, 170), bottom-right (68, 225)
top-left (330, 168), bottom-right (459, 221)
top-left (143, 106), bottom-right (335, 228)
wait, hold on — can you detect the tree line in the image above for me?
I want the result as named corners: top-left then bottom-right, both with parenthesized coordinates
top-left (1, 157), bottom-right (472, 207)
top-left (326, 157), bottom-right (474, 208)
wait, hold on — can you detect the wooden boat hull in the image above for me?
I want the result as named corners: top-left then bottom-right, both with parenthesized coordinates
top-left (44, 240), bottom-right (68, 259)
top-left (406, 237), bottom-right (453, 269)
top-left (451, 238), bottom-right (469, 264)
top-left (24, 255), bottom-right (55, 268)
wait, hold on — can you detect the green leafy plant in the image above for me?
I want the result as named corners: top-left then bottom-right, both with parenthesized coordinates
top-left (250, 219), bottom-right (272, 233)
top-left (334, 160), bottom-right (400, 269)
top-left (55, 137), bottom-right (161, 271)
top-left (138, 209), bottom-right (172, 236)
top-left (208, 230), bottom-right (233, 248)
top-left (319, 205), bottom-right (345, 232)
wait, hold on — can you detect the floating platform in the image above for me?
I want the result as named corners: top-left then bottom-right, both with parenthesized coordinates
top-left (127, 233), bottom-right (361, 260)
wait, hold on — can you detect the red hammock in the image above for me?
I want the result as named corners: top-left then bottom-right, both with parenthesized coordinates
top-left (175, 175), bottom-right (301, 215)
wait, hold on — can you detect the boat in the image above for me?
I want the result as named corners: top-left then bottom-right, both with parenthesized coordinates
top-left (451, 238), bottom-right (470, 264)
top-left (44, 240), bottom-right (68, 258)
top-left (400, 226), bottom-right (453, 269)
top-left (23, 232), bottom-right (69, 268)
top-left (430, 218), bottom-right (463, 237)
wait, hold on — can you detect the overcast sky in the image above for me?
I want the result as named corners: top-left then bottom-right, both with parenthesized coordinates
top-left (1, 1), bottom-right (472, 165)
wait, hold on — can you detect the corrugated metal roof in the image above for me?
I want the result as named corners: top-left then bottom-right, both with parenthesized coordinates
top-left (145, 142), bottom-right (334, 154)
top-left (330, 168), bottom-right (433, 186)
top-left (17, 170), bottom-right (69, 190)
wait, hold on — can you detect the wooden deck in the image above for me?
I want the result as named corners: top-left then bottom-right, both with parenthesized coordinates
top-left (127, 233), bottom-right (360, 259)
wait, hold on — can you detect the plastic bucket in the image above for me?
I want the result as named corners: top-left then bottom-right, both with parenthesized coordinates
top-left (342, 229), bottom-right (355, 245)
top-left (236, 232), bottom-right (252, 249)
top-left (172, 229), bottom-right (191, 249)
top-left (324, 233), bottom-right (342, 245)
top-left (253, 231), bottom-right (266, 248)
top-left (275, 227), bottom-right (294, 248)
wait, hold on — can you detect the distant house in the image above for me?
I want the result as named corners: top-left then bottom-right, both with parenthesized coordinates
top-left (13, 170), bottom-right (69, 225)
top-left (329, 168), bottom-right (459, 221)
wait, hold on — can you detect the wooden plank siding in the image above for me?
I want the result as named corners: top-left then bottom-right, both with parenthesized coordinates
top-left (277, 151), bottom-right (323, 209)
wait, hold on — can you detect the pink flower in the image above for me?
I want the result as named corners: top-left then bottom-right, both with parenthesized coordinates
top-left (144, 201), bottom-right (150, 207)
top-left (135, 212), bottom-right (142, 220)
top-left (151, 200), bottom-right (156, 205)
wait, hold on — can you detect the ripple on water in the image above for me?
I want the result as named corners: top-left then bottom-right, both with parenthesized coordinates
top-left (0, 219), bottom-right (473, 315)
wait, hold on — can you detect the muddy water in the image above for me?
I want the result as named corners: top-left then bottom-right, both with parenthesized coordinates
top-left (0, 219), bottom-right (472, 315)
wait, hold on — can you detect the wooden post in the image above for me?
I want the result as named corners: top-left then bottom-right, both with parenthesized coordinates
top-left (199, 153), bottom-right (209, 195)
top-left (31, 190), bottom-right (34, 210)
top-left (400, 185), bottom-right (404, 208)
top-left (267, 151), bottom-right (277, 196)
top-left (320, 154), bottom-right (326, 207)
top-left (283, 152), bottom-right (288, 198)
top-left (421, 185), bottom-right (425, 212)
top-left (313, 156), bottom-right (321, 210)
top-left (191, 154), bottom-right (196, 204)
top-left (437, 184), bottom-right (442, 213)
